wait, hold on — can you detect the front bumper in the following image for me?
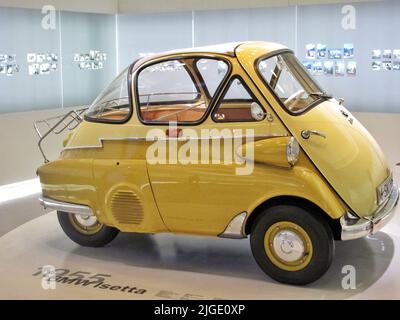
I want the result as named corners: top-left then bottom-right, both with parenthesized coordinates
top-left (340, 184), bottom-right (399, 241)
top-left (39, 195), bottom-right (94, 217)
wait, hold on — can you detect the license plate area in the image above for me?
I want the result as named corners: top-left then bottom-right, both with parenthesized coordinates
top-left (377, 173), bottom-right (393, 206)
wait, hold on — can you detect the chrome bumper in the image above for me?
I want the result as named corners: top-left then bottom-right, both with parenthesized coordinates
top-left (340, 185), bottom-right (399, 241)
top-left (39, 195), bottom-right (94, 217)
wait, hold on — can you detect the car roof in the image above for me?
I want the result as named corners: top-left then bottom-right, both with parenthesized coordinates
top-left (133, 41), bottom-right (288, 68)
top-left (160, 42), bottom-right (243, 57)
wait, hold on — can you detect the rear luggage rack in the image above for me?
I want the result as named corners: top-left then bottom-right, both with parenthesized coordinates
top-left (34, 107), bottom-right (88, 163)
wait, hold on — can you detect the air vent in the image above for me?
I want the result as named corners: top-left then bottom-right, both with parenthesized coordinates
top-left (110, 191), bottom-right (144, 225)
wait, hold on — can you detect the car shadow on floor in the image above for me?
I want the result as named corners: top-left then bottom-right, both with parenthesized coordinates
top-left (51, 230), bottom-right (394, 298)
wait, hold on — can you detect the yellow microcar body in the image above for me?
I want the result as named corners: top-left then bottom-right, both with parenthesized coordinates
top-left (38, 42), bottom-right (397, 245)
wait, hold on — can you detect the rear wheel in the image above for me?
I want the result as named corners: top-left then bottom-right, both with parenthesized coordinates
top-left (250, 205), bottom-right (334, 285)
top-left (57, 211), bottom-right (119, 247)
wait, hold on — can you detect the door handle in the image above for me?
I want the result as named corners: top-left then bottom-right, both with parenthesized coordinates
top-left (166, 128), bottom-right (182, 138)
top-left (301, 130), bottom-right (326, 139)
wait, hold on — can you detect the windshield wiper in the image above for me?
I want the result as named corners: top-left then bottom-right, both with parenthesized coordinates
top-left (309, 91), bottom-right (333, 99)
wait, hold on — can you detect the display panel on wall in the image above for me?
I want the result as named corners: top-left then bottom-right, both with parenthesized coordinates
top-left (0, 54), bottom-right (20, 76)
top-left (303, 43), bottom-right (356, 76)
top-left (371, 49), bottom-right (400, 71)
top-left (60, 11), bottom-right (116, 109)
top-left (27, 53), bottom-right (58, 75)
top-left (0, 7), bottom-right (116, 114)
top-left (73, 50), bottom-right (107, 70)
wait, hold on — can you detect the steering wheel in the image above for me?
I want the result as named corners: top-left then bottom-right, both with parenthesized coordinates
top-left (285, 89), bottom-right (305, 105)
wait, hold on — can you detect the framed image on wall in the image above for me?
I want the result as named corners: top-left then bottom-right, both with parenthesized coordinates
top-left (382, 50), bottom-right (392, 60)
top-left (6, 64), bottom-right (19, 76)
top-left (306, 44), bottom-right (316, 59)
top-left (328, 48), bottom-right (342, 59)
top-left (382, 61), bottom-right (392, 70)
top-left (372, 61), bottom-right (381, 71)
top-left (312, 61), bottom-right (323, 75)
top-left (27, 53), bottom-right (36, 63)
top-left (316, 44), bottom-right (327, 59)
top-left (372, 49), bottom-right (381, 59)
top-left (335, 61), bottom-right (345, 75)
top-left (39, 63), bottom-right (50, 75)
top-left (28, 64), bottom-right (40, 75)
top-left (346, 61), bottom-right (356, 75)
top-left (343, 44), bottom-right (354, 58)
top-left (302, 61), bottom-right (313, 72)
top-left (323, 61), bottom-right (334, 75)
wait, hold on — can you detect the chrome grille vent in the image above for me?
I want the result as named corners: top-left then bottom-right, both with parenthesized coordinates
top-left (110, 191), bottom-right (144, 225)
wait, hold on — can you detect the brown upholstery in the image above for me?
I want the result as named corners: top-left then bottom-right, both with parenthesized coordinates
top-left (213, 102), bottom-right (254, 121)
top-left (141, 108), bottom-right (205, 122)
top-left (141, 102), bottom-right (256, 123)
top-left (97, 103), bottom-right (257, 123)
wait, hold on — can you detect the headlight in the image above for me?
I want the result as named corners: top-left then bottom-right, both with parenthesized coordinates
top-left (286, 137), bottom-right (299, 166)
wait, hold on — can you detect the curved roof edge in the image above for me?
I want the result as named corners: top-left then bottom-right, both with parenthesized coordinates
top-left (131, 41), bottom-right (289, 70)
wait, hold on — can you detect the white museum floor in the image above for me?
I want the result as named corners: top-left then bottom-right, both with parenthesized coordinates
top-left (0, 170), bottom-right (400, 299)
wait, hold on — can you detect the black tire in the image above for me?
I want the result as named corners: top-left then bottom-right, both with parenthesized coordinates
top-left (57, 211), bottom-right (119, 247)
top-left (250, 205), bottom-right (334, 285)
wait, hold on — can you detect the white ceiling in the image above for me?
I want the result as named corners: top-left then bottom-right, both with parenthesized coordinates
top-left (0, 0), bottom-right (383, 14)
top-left (118, 0), bottom-right (383, 14)
top-left (0, 0), bottom-right (117, 14)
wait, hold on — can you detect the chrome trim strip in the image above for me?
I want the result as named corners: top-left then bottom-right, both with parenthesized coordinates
top-left (39, 195), bottom-right (94, 217)
top-left (218, 211), bottom-right (247, 239)
top-left (62, 134), bottom-right (289, 152)
top-left (340, 184), bottom-right (399, 241)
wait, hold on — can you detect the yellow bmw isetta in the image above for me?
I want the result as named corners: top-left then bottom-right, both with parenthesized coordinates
top-left (36, 41), bottom-right (398, 285)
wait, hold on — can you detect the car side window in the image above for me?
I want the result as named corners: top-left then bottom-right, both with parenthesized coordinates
top-left (85, 67), bottom-right (130, 123)
top-left (136, 58), bottom-right (229, 124)
top-left (212, 77), bottom-right (266, 122)
top-left (196, 59), bottom-right (229, 97)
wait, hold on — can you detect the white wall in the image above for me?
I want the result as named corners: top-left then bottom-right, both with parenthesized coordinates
top-left (117, 0), bottom-right (400, 113)
top-left (0, 7), bottom-right (117, 113)
top-left (0, 108), bottom-right (72, 185)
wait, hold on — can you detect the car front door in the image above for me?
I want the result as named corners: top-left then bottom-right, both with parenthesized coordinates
top-left (135, 55), bottom-right (288, 235)
top-left (238, 47), bottom-right (391, 217)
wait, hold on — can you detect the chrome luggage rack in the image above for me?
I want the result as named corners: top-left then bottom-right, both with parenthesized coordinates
top-left (33, 107), bottom-right (88, 163)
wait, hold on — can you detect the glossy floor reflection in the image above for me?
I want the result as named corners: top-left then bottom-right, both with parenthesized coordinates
top-left (0, 209), bottom-right (399, 299)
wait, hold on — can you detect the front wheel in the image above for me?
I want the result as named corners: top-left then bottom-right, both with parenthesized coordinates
top-left (250, 205), bottom-right (334, 285)
top-left (57, 211), bottom-right (119, 247)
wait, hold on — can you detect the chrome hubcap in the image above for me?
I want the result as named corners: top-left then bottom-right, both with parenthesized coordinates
top-left (272, 229), bottom-right (305, 262)
top-left (74, 215), bottom-right (98, 228)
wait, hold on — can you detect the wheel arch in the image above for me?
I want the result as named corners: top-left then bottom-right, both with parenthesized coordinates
top-left (244, 195), bottom-right (342, 240)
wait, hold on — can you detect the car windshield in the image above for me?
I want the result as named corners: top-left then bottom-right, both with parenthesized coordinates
top-left (258, 52), bottom-right (330, 114)
top-left (85, 66), bottom-right (130, 122)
